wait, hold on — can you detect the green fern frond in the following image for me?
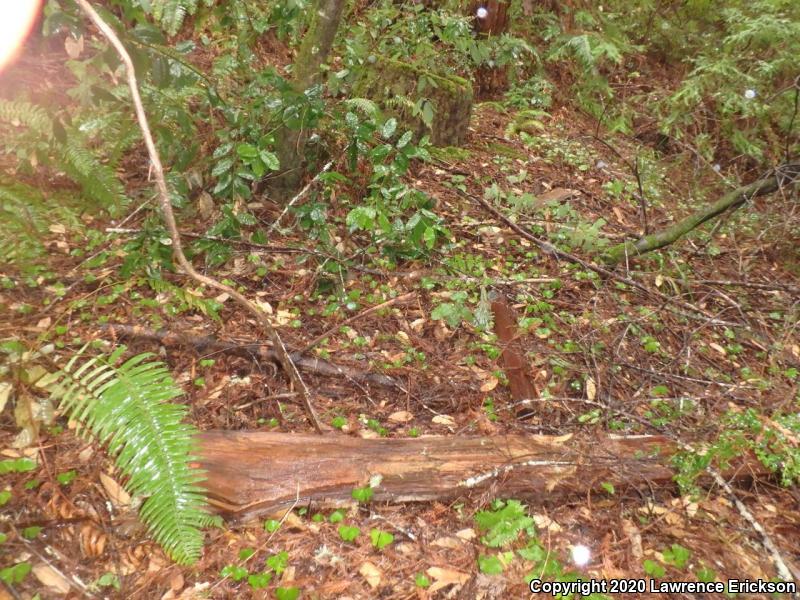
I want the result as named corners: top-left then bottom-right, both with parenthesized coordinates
top-left (48, 350), bottom-right (215, 565)
top-left (0, 99), bottom-right (54, 138)
top-left (343, 97), bottom-right (381, 118)
top-left (61, 140), bottom-right (128, 212)
top-left (151, 0), bottom-right (213, 35)
top-left (0, 180), bottom-right (50, 268)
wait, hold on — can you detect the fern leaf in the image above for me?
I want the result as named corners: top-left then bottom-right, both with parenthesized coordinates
top-left (49, 350), bottom-right (214, 565)
top-left (0, 99), bottom-right (54, 138)
top-left (61, 140), bottom-right (128, 212)
top-left (150, 0), bottom-right (212, 35)
top-left (343, 97), bottom-right (381, 118)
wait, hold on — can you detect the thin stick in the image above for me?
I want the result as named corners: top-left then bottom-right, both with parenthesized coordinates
top-left (75, 0), bottom-right (322, 433)
top-left (266, 158), bottom-right (335, 235)
top-left (301, 291), bottom-right (416, 354)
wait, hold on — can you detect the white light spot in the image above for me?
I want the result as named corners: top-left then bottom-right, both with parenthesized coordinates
top-left (476, 6), bottom-right (489, 19)
top-left (744, 89), bottom-right (756, 99)
top-left (0, 0), bottom-right (41, 72)
top-left (571, 544), bottom-right (591, 567)
top-left (713, 163), bottom-right (721, 172)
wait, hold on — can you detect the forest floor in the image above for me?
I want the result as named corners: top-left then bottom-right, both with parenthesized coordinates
top-left (2, 42), bottom-right (800, 600)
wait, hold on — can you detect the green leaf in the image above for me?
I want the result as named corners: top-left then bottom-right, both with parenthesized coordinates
top-left (22, 526), bottom-right (43, 540)
top-left (421, 101), bottom-right (435, 128)
top-left (259, 150), bottom-right (280, 171)
top-left (0, 562), bottom-right (31, 585)
top-left (94, 572), bottom-right (120, 590)
top-left (236, 143), bottom-right (259, 159)
top-left (238, 548), bottom-right (255, 561)
top-left (415, 573), bottom-right (430, 588)
top-left (338, 525), bottom-right (361, 542)
top-left (263, 519), bottom-right (281, 533)
top-left (662, 543), bottom-right (691, 569)
top-left (474, 499), bottom-right (534, 548)
top-left (47, 350), bottom-right (214, 565)
top-left (370, 529), bottom-right (394, 550)
top-left (275, 587), bottom-right (300, 600)
top-left (57, 470), bottom-right (77, 486)
top-left (247, 572), bottom-right (272, 589)
top-left (382, 118), bottom-right (398, 139)
top-left (643, 559), bottom-right (665, 578)
top-left (600, 481), bottom-right (615, 495)
top-left (478, 554), bottom-right (504, 575)
top-left (0, 458), bottom-right (37, 474)
top-left (221, 564), bottom-right (248, 581)
top-left (397, 130), bottom-right (413, 149)
top-left (328, 509), bottom-right (345, 523)
top-left (212, 157), bottom-right (234, 177)
top-left (266, 551), bottom-right (288, 574)
top-left (351, 485), bottom-right (373, 503)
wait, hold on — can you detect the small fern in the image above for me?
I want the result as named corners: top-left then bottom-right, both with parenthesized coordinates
top-left (46, 349), bottom-right (216, 564)
top-left (151, 0), bottom-right (214, 35)
top-left (0, 99), bottom-right (129, 213)
top-left (343, 97), bottom-right (381, 119)
top-left (61, 140), bottom-right (128, 211)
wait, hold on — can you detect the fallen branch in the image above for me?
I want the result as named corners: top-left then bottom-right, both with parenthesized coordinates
top-left (76, 0), bottom-right (322, 432)
top-left (100, 324), bottom-right (399, 389)
top-left (602, 163), bottom-right (800, 265)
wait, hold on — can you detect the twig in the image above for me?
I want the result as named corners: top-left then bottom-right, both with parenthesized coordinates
top-left (75, 0), bottom-right (322, 433)
top-left (301, 292), bottom-right (416, 353)
top-left (266, 158), bottom-right (335, 235)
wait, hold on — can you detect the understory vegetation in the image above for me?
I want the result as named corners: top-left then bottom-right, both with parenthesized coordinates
top-left (0, 0), bottom-right (798, 597)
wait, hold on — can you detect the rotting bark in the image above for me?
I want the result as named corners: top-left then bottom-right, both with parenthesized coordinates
top-left (100, 324), bottom-right (398, 389)
top-left (195, 431), bottom-right (762, 521)
top-left (490, 293), bottom-right (538, 403)
top-left (602, 163), bottom-right (800, 266)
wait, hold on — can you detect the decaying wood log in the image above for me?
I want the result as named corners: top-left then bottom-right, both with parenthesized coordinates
top-left (100, 324), bottom-right (398, 388)
top-left (490, 293), bottom-right (538, 403)
top-left (197, 431), bottom-right (722, 521)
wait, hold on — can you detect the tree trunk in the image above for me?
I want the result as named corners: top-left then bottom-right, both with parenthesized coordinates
top-left (269, 0), bottom-right (346, 201)
top-left (195, 431), bottom-right (760, 521)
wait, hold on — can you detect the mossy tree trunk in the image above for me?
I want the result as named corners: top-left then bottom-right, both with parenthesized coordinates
top-left (270, 0), bottom-right (346, 202)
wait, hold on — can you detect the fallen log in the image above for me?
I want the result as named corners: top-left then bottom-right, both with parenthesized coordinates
top-left (100, 323), bottom-right (398, 388)
top-left (196, 431), bottom-right (743, 521)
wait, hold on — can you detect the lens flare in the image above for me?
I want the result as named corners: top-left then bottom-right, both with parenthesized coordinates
top-left (0, 1), bottom-right (42, 73)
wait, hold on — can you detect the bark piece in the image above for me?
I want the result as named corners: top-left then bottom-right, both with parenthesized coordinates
top-left (490, 294), bottom-right (538, 402)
